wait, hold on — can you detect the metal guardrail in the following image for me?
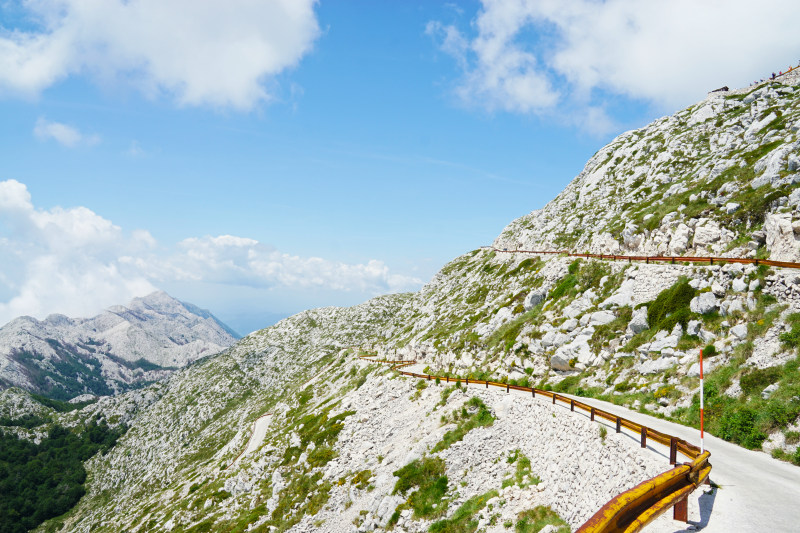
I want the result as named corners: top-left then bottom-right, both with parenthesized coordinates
top-left (359, 355), bottom-right (711, 532)
top-left (492, 247), bottom-right (800, 270)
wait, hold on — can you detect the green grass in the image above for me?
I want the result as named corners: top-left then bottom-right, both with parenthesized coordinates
top-left (392, 457), bottom-right (449, 519)
top-left (502, 450), bottom-right (539, 489)
top-left (590, 306), bottom-right (632, 353)
top-left (433, 397), bottom-right (495, 452)
top-left (514, 506), bottom-right (570, 533)
top-left (428, 490), bottom-right (498, 533)
top-left (779, 312), bottom-right (800, 348)
top-left (676, 354), bottom-right (800, 450)
top-left (351, 469), bottom-right (372, 490)
top-left (647, 277), bottom-right (696, 331)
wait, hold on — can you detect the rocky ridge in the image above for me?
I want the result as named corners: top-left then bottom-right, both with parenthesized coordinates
top-left (494, 70), bottom-right (800, 262)
top-left (0, 291), bottom-right (238, 399)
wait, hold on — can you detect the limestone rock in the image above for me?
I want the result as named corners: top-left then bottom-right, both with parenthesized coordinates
top-left (690, 292), bottom-right (719, 314)
top-left (550, 354), bottom-right (572, 371)
top-left (523, 289), bottom-right (547, 311)
top-left (730, 324), bottom-right (748, 340)
top-left (765, 213), bottom-right (800, 262)
top-left (627, 307), bottom-right (649, 335)
top-left (589, 310), bottom-right (616, 326)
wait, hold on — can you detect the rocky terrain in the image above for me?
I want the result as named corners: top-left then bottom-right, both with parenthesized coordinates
top-left (1, 74), bottom-right (799, 532)
top-left (0, 291), bottom-right (238, 399)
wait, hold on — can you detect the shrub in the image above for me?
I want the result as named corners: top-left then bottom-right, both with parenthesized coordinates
top-left (392, 457), bottom-right (448, 519)
top-left (702, 344), bottom-right (717, 358)
top-left (553, 375), bottom-right (581, 393)
top-left (718, 405), bottom-right (766, 449)
top-left (647, 278), bottom-right (696, 331)
top-left (740, 367), bottom-right (781, 397)
top-left (433, 397), bottom-right (495, 452)
top-left (779, 313), bottom-right (800, 348)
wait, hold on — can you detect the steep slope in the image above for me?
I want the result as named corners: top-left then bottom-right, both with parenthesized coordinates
top-left (25, 293), bottom-right (666, 533)
top-left (20, 74), bottom-right (800, 532)
top-left (495, 70), bottom-right (800, 261)
top-left (0, 291), bottom-right (238, 399)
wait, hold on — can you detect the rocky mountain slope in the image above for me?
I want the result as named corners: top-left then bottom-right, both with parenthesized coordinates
top-left (6, 74), bottom-right (800, 532)
top-left (0, 291), bottom-right (238, 399)
top-left (494, 70), bottom-right (800, 261)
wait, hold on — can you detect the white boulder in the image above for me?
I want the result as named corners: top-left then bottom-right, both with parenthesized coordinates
top-left (627, 307), bottom-right (650, 335)
top-left (690, 292), bottom-right (719, 314)
top-left (765, 213), bottom-right (800, 262)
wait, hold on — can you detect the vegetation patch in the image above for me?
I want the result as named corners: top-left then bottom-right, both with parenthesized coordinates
top-left (646, 277), bottom-right (696, 331)
top-left (590, 306), bottom-right (632, 353)
top-left (428, 489), bottom-right (498, 533)
top-left (433, 397), bottom-right (495, 453)
top-left (391, 457), bottom-right (449, 520)
top-left (0, 421), bottom-right (125, 533)
top-left (677, 354), bottom-right (800, 450)
top-left (0, 413), bottom-right (50, 428)
top-left (514, 506), bottom-right (570, 533)
top-left (502, 450), bottom-right (539, 489)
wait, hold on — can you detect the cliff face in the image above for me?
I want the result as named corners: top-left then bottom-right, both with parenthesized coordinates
top-left (13, 76), bottom-right (800, 532)
top-left (0, 291), bottom-right (238, 399)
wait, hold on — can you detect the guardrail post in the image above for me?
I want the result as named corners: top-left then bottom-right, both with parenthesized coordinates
top-left (754, 259), bottom-right (759, 266)
top-left (709, 257), bottom-right (713, 265)
top-left (673, 497), bottom-right (688, 522)
top-left (640, 427), bottom-right (647, 448)
top-left (646, 257), bottom-right (649, 264)
top-left (615, 418), bottom-right (621, 433)
top-left (486, 380), bottom-right (488, 389)
top-left (669, 438), bottom-right (678, 465)
top-left (531, 388), bottom-right (535, 398)
top-left (465, 377), bottom-right (468, 387)
top-left (427, 375), bottom-right (431, 381)
top-left (570, 399), bottom-right (575, 412)
top-left (506, 383), bottom-right (509, 393)
top-left (590, 407), bottom-right (595, 421)
top-left (552, 393), bottom-right (556, 404)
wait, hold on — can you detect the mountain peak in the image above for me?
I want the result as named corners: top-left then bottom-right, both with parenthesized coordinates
top-left (0, 290), bottom-right (239, 400)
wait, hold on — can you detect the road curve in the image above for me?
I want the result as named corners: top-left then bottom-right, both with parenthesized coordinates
top-left (391, 361), bottom-right (798, 532)
top-left (560, 394), bottom-right (800, 533)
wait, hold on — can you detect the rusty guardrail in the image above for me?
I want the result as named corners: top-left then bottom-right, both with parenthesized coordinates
top-left (359, 354), bottom-right (711, 532)
top-left (492, 247), bottom-right (800, 270)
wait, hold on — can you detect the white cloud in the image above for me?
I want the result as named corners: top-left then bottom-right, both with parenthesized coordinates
top-left (430, 0), bottom-right (800, 124)
top-left (34, 118), bottom-right (100, 147)
top-left (0, 179), bottom-right (156, 321)
top-left (0, 180), bottom-right (421, 325)
top-left (138, 235), bottom-right (421, 294)
top-left (0, 0), bottom-right (320, 110)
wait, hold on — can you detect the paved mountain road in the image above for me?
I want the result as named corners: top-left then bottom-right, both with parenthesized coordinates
top-left (560, 394), bottom-right (800, 533)
top-left (393, 362), bottom-right (800, 532)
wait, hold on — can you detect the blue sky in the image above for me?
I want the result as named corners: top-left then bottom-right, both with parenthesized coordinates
top-left (1, 0), bottom-right (799, 335)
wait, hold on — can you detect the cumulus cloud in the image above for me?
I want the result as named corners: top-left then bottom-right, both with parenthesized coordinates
top-left (429, 0), bottom-right (800, 127)
top-left (0, 0), bottom-right (320, 109)
top-left (34, 118), bottom-right (100, 147)
top-left (0, 179), bottom-right (156, 321)
top-left (0, 180), bottom-right (421, 325)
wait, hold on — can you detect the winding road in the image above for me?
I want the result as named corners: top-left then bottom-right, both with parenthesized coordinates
top-left (563, 394), bottom-right (800, 533)
top-left (391, 361), bottom-right (800, 532)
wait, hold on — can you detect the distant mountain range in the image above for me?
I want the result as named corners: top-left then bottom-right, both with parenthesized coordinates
top-left (0, 291), bottom-right (239, 400)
